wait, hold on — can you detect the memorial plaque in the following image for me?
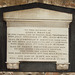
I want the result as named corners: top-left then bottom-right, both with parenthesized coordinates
top-left (7, 27), bottom-right (68, 64)
top-left (3, 8), bottom-right (72, 70)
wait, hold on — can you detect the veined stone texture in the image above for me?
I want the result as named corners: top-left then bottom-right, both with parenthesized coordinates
top-left (0, 0), bottom-right (75, 8)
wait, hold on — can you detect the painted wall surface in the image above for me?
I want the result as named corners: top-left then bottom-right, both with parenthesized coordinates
top-left (0, 0), bottom-right (75, 74)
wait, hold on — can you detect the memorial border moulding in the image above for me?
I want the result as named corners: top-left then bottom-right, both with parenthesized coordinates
top-left (0, 3), bottom-right (75, 72)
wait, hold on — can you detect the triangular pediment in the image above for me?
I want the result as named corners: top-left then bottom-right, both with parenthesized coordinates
top-left (3, 8), bottom-right (72, 21)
